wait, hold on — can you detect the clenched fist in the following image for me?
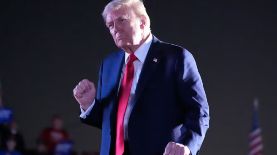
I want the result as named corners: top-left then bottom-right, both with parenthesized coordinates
top-left (163, 142), bottom-right (191, 155)
top-left (73, 79), bottom-right (96, 111)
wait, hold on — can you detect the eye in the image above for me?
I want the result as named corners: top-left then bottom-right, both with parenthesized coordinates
top-left (118, 17), bottom-right (128, 23)
top-left (106, 23), bottom-right (113, 29)
top-left (119, 18), bottom-right (126, 22)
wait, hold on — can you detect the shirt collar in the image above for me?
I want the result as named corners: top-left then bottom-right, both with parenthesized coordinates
top-left (124, 34), bottom-right (153, 64)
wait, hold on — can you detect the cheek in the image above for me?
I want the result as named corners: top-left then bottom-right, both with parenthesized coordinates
top-left (132, 25), bottom-right (142, 38)
top-left (132, 22), bottom-right (142, 35)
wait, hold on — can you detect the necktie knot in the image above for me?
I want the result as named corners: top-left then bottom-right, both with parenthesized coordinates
top-left (127, 53), bottom-right (137, 65)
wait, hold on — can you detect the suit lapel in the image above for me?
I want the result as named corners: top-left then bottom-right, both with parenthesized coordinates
top-left (108, 51), bottom-right (125, 136)
top-left (134, 37), bottom-right (161, 102)
top-left (125, 37), bottom-right (162, 119)
top-left (110, 51), bottom-right (125, 95)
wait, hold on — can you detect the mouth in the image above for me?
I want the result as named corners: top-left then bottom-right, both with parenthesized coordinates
top-left (115, 37), bottom-right (125, 43)
top-left (116, 35), bottom-right (122, 39)
top-left (115, 33), bottom-right (124, 40)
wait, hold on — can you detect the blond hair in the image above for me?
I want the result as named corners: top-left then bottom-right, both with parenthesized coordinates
top-left (102, 0), bottom-right (150, 29)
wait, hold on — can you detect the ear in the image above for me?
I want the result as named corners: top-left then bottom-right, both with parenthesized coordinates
top-left (139, 15), bottom-right (147, 29)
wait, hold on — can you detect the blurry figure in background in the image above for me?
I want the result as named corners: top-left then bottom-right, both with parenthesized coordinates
top-left (5, 120), bottom-right (25, 154)
top-left (54, 140), bottom-right (73, 155)
top-left (38, 115), bottom-right (69, 154)
top-left (28, 139), bottom-right (50, 155)
top-left (0, 94), bottom-right (14, 150)
top-left (0, 136), bottom-right (22, 155)
top-left (31, 139), bottom-right (75, 155)
top-left (0, 82), bottom-right (13, 126)
top-left (0, 81), bottom-right (24, 154)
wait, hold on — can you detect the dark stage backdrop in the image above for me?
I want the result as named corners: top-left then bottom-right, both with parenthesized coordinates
top-left (0, 0), bottom-right (276, 154)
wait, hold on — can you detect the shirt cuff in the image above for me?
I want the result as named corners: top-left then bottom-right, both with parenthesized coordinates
top-left (79, 100), bottom-right (95, 119)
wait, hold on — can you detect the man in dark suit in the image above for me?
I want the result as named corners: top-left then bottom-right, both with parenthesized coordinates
top-left (73, 0), bottom-right (209, 155)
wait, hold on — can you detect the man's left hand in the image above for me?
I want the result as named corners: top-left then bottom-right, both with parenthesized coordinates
top-left (163, 142), bottom-right (190, 155)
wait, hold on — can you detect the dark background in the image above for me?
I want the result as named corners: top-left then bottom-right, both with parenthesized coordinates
top-left (0, 0), bottom-right (276, 154)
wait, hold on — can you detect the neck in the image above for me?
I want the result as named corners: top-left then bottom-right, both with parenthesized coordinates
top-left (123, 32), bottom-right (151, 54)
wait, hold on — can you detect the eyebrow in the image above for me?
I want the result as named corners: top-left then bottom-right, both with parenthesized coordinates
top-left (106, 14), bottom-right (129, 26)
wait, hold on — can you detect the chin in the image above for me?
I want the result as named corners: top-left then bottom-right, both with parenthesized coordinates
top-left (115, 43), bottom-right (123, 49)
top-left (115, 42), bottom-right (127, 49)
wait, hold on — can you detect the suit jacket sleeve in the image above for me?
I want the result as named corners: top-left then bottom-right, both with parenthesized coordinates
top-left (175, 49), bottom-right (209, 155)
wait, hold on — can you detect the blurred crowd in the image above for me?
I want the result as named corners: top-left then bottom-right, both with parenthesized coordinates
top-left (0, 94), bottom-right (98, 155)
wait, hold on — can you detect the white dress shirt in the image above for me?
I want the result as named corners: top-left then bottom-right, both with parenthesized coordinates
top-left (80, 34), bottom-right (153, 118)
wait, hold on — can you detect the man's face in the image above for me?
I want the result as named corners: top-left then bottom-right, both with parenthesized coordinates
top-left (105, 7), bottom-right (143, 52)
top-left (52, 118), bottom-right (63, 130)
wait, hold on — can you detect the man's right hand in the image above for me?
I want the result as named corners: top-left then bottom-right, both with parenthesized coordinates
top-left (73, 79), bottom-right (96, 111)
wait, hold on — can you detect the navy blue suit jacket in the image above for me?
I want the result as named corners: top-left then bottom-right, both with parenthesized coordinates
top-left (81, 36), bottom-right (209, 155)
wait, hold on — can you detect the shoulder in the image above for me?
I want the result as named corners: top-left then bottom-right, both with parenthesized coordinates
top-left (103, 50), bottom-right (124, 62)
top-left (98, 50), bottom-right (125, 73)
top-left (153, 37), bottom-right (194, 61)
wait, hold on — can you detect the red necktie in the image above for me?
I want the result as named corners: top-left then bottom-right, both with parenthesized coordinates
top-left (115, 53), bottom-right (137, 155)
